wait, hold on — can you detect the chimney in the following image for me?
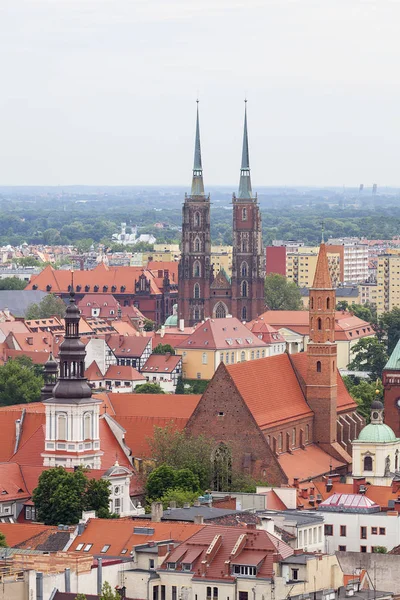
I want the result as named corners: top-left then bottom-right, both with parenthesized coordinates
top-left (183, 502), bottom-right (191, 509)
top-left (179, 319), bottom-right (185, 332)
top-left (151, 501), bottom-right (163, 522)
top-left (36, 573), bottom-right (44, 600)
top-left (326, 478), bottom-right (333, 492)
top-left (169, 501), bottom-right (177, 509)
top-left (160, 325), bottom-right (165, 339)
top-left (194, 515), bottom-right (204, 524)
top-left (300, 488), bottom-right (308, 499)
top-left (353, 477), bottom-right (366, 494)
top-left (293, 478), bottom-right (299, 489)
top-left (15, 419), bottom-right (21, 442)
top-left (97, 558), bottom-right (103, 596)
top-left (27, 337), bottom-right (33, 345)
top-left (158, 544), bottom-right (169, 557)
top-left (246, 523), bottom-right (256, 530)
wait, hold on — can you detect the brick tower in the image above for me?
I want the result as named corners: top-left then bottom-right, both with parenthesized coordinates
top-left (178, 102), bottom-right (211, 326)
top-left (306, 241), bottom-right (338, 450)
top-left (230, 101), bottom-right (265, 322)
top-left (383, 339), bottom-right (400, 437)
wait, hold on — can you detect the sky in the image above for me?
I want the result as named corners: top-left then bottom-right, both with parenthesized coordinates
top-left (1, 0), bottom-right (400, 187)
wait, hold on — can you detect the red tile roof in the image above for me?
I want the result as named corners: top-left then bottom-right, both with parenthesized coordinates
top-left (148, 261), bottom-right (179, 283)
top-left (0, 463), bottom-right (30, 501)
top-left (0, 523), bottom-right (59, 548)
top-left (278, 445), bottom-right (345, 485)
top-left (116, 416), bottom-right (189, 457)
top-left (85, 361), bottom-right (104, 381)
top-left (108, 393), bottom-right (200, 419)
top-left (106, 334), bottom-right (151, 357)
top-left (105, 365), bottom-right (145, 382)
top-left (4, 349), bottom-right (51, 364)
top-left (178, 318), bottom-right (267, 351)
top-left (245, 321), bottom-right (285, 345)
top-left (142, 354), bottom-right (181, 374)
top-left (226, 354), bottom-right (313, 429)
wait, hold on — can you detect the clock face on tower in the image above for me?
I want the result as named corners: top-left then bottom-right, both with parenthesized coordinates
top-left (396, 398), bottom-right (400, 409)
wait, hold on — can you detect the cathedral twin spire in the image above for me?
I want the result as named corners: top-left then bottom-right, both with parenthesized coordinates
top-left (190, 101), bottom-right (253, 198)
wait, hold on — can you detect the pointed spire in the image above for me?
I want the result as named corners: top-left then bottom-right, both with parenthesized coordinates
top-left (191, 100), bottom-right (205, 196)
top-left (238, 100), bottom-right (253, 199)
top-left (312, 243), bottom-right (333, 289)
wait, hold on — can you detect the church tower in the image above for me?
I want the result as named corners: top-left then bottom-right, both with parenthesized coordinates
top-left (306, 241), bottom-right (338, 450)
top-left (383, 339), bottom-right (400, 437)
top-left (42, 287), bottom-right (103, 469)
top-left (231, 102), bottom-right (265, 322)
top-left (178, 102), bottom-right (211, 326)
top-left (40, 353), bottom-right (58, 402)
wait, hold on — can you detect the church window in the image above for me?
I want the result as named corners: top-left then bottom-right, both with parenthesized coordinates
top-left (202, 353), bottom-right (208, 365)
top-left (57, 413), bottom-right (67, 440)
top-left (316, 361), bottom-right (321, 373)
top-left (194, 237), bottom-right (201, 252)
top-left (242, 238), bottom-right (248, 252)
top-left (242, 207), bottom-right (247, 221)
top-left (326, 317), bottom-right (330, 330)
top-left (310, 297), bottom-right (314, 309)
top-left (193, 308), bottom-right (200, 321)
top-left (212, 443), bottom-right (232, 491)
top-left (317, 297), bottom-right (322, 309)
top-left (242, 306), bottom-right (247, 321)
top-left (241, 261), bottom-right (248, 277)
top-left (327, 297), bottom-right (330, 309)
top-left (292, 428), bottom-right (296, 447)
top-left (193, 261), bottom-right (201, 277)
top-left (306, 424), bottom-right (310, 441)
top-left (194, 283), bottom-right (200, 299)
top-left (84, 412), bottom-right (92, 440)
top-left (317, 317), bottom-right (322, 330)
top-left (215, 302), bottom-right (227, 319)
top-left (241, 281), bottom-right (248, 297)
top-left (363, 455), bottom-right (373, 471)
top-left (194, 211), bottom-right (201, 227)
top-left (333, 361), bottom-right (335, 372)
top-left (240, 351), bottom-right (245, 362)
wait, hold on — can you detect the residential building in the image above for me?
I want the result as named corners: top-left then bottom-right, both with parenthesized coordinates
top-left (327, 238), bottom-right (369, 284)
top-left (266, 245), bottom-right (341, 287)
top-left (257, 509), bottom-right (325, 552)
top-left (176, 316), bottom-right (268, 380)
top-left (85, 361), bottom-right (145, 392)
top-left (150, 243), bottom-right (181, 262)
top-left (178, 103), bottom-right (265, 325)
top-left (211, 245), bottom-right (233, 276)
top-left (141, 353), bottom-right (182, 392)
top-left (107, 334), bottom-right (152, 370)
top-left (244, 320), bottom-right (286, 355)
top-left (376, 251), bottom-right (400, 314)
top-left (358, 282), bottom-right (378, 306)
top-left (301, 286), bottom-right (359, 309)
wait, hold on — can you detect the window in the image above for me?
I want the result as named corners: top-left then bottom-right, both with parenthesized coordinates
top-left (207, 587), bottom-right (212, 600)
top-left (292, 428), bottom-right (296, 447)
top-left (360, 546), bottom-right (367, 553)
top-left (291, 569), bottom-right (299, 581)
top-left (379, 528), bottom-right (386, 535)
top-left (161, 586), bottom-right (166, 600)
top-left (327, 297), bottom-right (330, 309)
top-left (75, 543), bottom-right (84, 551)
top-left (239, 593), bottom-right (248, 600)
top-left (371, 527), bottom-right (378, 535)
top-left (172, 587), bottom-right (177, 600)
top-left (153, 586), bottom-right (159, 600)
top-left (167, 563), bottom-right (176, 570)
top-left (194, 283), bottom-right (200, 299)
top-left (213, 588), bottom-right (218, 599)
top-left (194, 211), bottom-right (201, 227)
top-left (233, 565), bottom-right (257, 576)
top-left (149, 559), bottom-right (155, 569)
top-left (241, 262), bottom-right (248, 277)
top-left (338, 545), bottom-right (346, 551)
top-left (101, 545), bottom-right (110, 553)
top-left (194, 308), bottom-right (200, 321)
top-left (317, 317), bottom-right (322, 330)
top-left (240, 351), bottom-right (245, 362)
top-left (306, 424), bottom-right (309, 442)
top-left (194, 237), bottom-right (201, 252)
top-left (114, 498), bottom-right (121, 514)
top-left (215, 302), bottom-right (227, 319)
top-left (25, 506), bottom-right (36, 521)
top-left (193, 261), bottom-right (201, 277)
top-left (241, 281), bottom-right (248, 297)
top-left (202, 352), bottom-right (208, 365)
top-left (57, 413), bottom-right (67, 440)
top-left (242, 207), bottom-right (247, 221)
top-left (242, 306), bottom-right (247, 321)
top-left (364, 455), bottom-right (373, 471)
top-left (316, 361), bottom-right (321, 372)
top-left (83, 412), bottom-right (92, 440)
top-left (324, 524), bottom-right (333, 536)
top-left (83, 544), bottom-right (93, 552)
top-left (360, 526), bottom-right (367, 539)
top-left (340, 525), bottom-right (347, 537)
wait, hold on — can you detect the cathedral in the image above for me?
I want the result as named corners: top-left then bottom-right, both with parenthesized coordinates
top-left (178, 103), bottom-right (265, 326)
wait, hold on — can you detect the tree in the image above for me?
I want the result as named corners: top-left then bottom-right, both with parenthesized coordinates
top-left (343, 376), bottom-right (383, 421)
top-left (15, 257), bottom-right (39, 267)
top-left (146, 465), bottom-right (177, 500)
top-left (0, 277), bottom-right (26, 290)
top-left (135, 382), bottom-right (165, 394)
top-left (143, 318), bottom-right (155, 332)
top-left (76, 238), bottom-right (94, 254)
top-left (175, 468), bottom-right (200, 492)
top-left (160, 488), bottom-right (199, 509)
top-left (350, 303), bottom-right (377, 324)
top-left (32, 467), bottom-right (112, 525)
top-left (378, 307), bottom-right (400, 355)
top-left (264, 274), bottom-right (303, 310)
top-left (336, 300), bottom-right (349, 312)
top-left (348, 338), bottom-right (388, 381)
top-left (153, 343), bottom-right (175, 355)
top-left (175, 376), bottom-right (185, 394)
top-left (100, 582), bottom-right (122, 600)
top-left (0, 357), bottom-right (43, 406)
top-left (0, 532), bottom-right (7, 548)
top-left (25, 294), bottom-right (66, 320)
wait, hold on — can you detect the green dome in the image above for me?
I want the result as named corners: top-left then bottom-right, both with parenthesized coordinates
top-left (357, 423), bottom-right (397, 443)
top-left (164, 314), bottom-right (178, 327)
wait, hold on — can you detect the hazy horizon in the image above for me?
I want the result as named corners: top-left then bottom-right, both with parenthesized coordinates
top-left (1, 1), bottom-right (400, 187)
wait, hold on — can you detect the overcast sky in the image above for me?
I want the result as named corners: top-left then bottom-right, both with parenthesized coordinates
top-left (1, 0), bottom-right (399, 187)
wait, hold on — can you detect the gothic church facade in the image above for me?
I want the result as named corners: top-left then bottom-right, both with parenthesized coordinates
top-left (178, 103), bottom-right (265, 326)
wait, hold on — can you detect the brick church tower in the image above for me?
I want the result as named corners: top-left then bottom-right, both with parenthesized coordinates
top-left (230, 102), bottom-right (265, 322)
top-left (178, 103), bottom-right (211, 326)
top-left (383, 340), bottom-right (400, 437)
top-left (306, 241), bottom-right (338, 451)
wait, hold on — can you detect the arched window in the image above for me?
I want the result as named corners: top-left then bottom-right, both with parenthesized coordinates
top-left (213, 443), bottom-right (232, 491)
top-left (333, 360), bottom-right (335, 372)
top-left (215, 302), bottom-right (227, 319)
top-left (193, 308), bottom-right (200, 321)
top-left (242, 207), bottom-right (247, 221)
top-left (194, 211), bottom-right (201, 227)
top-left (317, 297), bottom-right (322, 309)
top-left (57, 413), bottom-right (67, 440)
top-left (241, 261), bottom-right (248, 277)
top-left (193, 261), bottom-right (201, 277)
top-left (292, 428), bottom-right (296, 447)
top-left (194, 237), bottom-right (201, 252)
top-left (242, 238), bottom-right (247, 252)
top-left (194, 283), bottom-right (200, 299)
top-left (278, 432), bottom-right (283, 450)
top-left (241, 281), bottom-right (248, 297)
top-left (240, 351), bottom-right (245, 362)
top-left (202, 352), bottom-right (207, 365)
top-left (364, 455), bottom-right (373, 472)
top-left (317, 317), bottom-right (322, 330)
top-left (231, 352), bottom-right (235, 363)
top-left (316, 361), bottom-right (321, 372)
top-left (327, 297), bottom-right (330, 309)
top-left (84, 412), bottom-right (92, 440)
top-left (326, 317), bottom-right (330, 330)
top-left (242, 306), bottom-right (247, 321)
top-left (256, 350), bottom-right (260, 359)
top-left (310, 297), bottom-right (314, 309)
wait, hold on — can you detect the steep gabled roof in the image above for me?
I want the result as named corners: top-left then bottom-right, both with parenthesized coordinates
top-left (178, 317), bottom-right (267, 351)
top-left (142, 353), bottom-right (182, 374)
top-left (312, 243), bottom-right (332, 289)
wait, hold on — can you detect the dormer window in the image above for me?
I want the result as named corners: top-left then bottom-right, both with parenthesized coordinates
top-left (94, 285), bottom-right (99, 292)
top-left (232, 565), bottom-right (257, 576)
top-left (182, 562), bottom-right (192, 571)
top-left (167, 562), bottom-right (176, 570)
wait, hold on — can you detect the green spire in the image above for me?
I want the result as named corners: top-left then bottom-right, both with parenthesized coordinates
top-left (191, 100), bottom-right (205, 196)
top-left (384, 338), bottom-right (400, 371)
top-left (238, 100), bottom-right (253, 199)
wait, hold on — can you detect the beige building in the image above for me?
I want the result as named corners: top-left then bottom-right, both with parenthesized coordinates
top-left (211, 245), bottom-right (233, 276)
top-left (286, 247), bottom-right (341, 288)
top-left (177, 317), bottom-right (268, 380)
top-left (377, 250), bottom-right (400, 315)
top-left (151, 244), bottom-right (181, 262)
top-left (359, 282), bottom-right (378, 306)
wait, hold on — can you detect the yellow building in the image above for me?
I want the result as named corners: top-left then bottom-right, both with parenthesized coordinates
top-left (150, 244), bottom-right (181, 262)
top-left (211, 245), bottom-right (233, 276)
top-left (377, 250), bottom-right (400, 315)
top-left (359, 282), bottom-right (378, 306)
top-left (177, 316), bottom-right (268, 380)
top-left (286, 247), bottom-right (341, 288)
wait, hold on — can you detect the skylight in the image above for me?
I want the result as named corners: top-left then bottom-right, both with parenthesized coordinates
top-left (83, 544), bottom-right (93, 552)
top-left (75, 543), bottom-right (84, 551)
top-left (101, 545), bottom-right (110, 553)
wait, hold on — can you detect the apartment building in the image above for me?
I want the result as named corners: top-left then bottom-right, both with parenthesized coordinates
top-left (211, 245), bottom-right (233, 277)
top-left (359, 282), bottom-right (378, 307)
top-left (376, 251), bottom-right (400, 315)
top-left (327, 238), bottom-right (369, 284)
top-left (266, 245), bottom-right (341, 287)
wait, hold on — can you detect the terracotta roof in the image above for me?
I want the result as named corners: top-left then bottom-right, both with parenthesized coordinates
top-left (108, 393), bottom-right (200, 419)
top-left (85, 361), bottom-right (104, 381)
top-left (71, 518), bottom-right (204, 556)
top-left (312, 243), bottom-right (332, 289)
top-left (4, 349), bottom-right (51, 364)
top-left (161, 525), bottom-right (293, 581)
top-left (148, 261), bottom-right (179, 283)
top-left (27, 264), bottom-right (162, 295)
top-left (104, 364), bottom-right (145, 381)
top-left (142, 354), bottom-right (181, 374)
top-left (278, 445), bottom-right (345, 485)
top-left (226, 355), bottom-right (313, 429)
top-left (245, 321), bottom-right (285, 345)
top-left (0, 462), bottom-right (30, 501)
top-left (178, 317), bottom-right (267, 351)
top-left (0, 321), bottom-right (29, 337)
top-left (263, 490), bottom-right (289, 510)
top-left (116, 416), bottom-right (189, 457)
top-left (111, 321), bottom-right (137, 336)
top-left (25, 317), bottom-right (64, 331)
top-left (107, 334), bottom-right (151, 357)
top-left (153, 333), bottom-right (189, 348)
top-left (0, 523), bottom-right (60, 549)
top-left (8, 331), bottom-right (53, 353)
